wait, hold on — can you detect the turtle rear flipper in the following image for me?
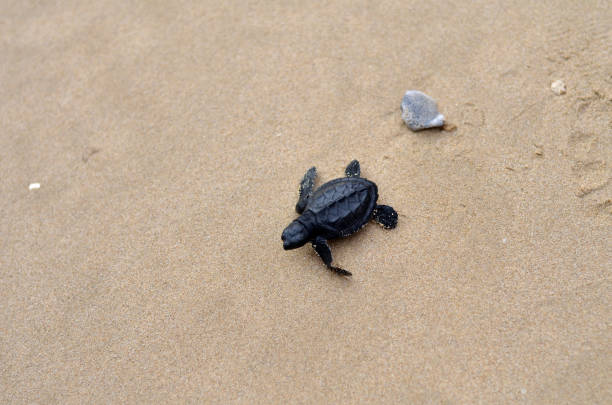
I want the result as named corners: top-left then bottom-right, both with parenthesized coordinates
top-left (373, 205), bottom-right (398, 229)
top-left (296, 166), bottom-right (317, 214)
top-left (312, 236), bottom-right (352, 276)
top-left (345, 159), bottom-right (360, 178)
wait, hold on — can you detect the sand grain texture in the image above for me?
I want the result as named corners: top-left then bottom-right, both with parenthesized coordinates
top-left (1, 0), bottom-right (611, 403)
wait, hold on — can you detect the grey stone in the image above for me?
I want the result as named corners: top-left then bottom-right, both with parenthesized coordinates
top-left (401, 90), bottom-right (444, 131)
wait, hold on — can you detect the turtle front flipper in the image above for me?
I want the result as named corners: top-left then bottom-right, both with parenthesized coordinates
top-left (312, 236), bottom-right (352, 276)
top-left (373, 205), bottom-right (398, 229)
top-left (345, 159), bottom-right (360, 178)
top-left (296, 166), bottom-right (317, 214)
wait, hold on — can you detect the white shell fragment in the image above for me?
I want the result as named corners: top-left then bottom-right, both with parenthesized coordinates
top-left (28, 183), bottom-right (40, 190)
top-left (401, 90), bottom-right (445, 131)
top-left (551, 80), bottom-right (566, 95)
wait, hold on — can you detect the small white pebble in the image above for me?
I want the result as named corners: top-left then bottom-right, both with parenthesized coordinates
top-left (502, 238), bottom-right (507, 244)
top-left (29, 183), bottom-right (40, 190)
top-left (551, 80), bottom-right (566, 95)
top-left (520, 388), bottom-right (527, 395)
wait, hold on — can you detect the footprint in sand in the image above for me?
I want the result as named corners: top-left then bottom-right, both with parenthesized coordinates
top-left (459, 102), bottom-right (485, 129)
top-left (567, 92), bottom-right (611, 209)
top-left (542, 11), bottom-right (611, 215)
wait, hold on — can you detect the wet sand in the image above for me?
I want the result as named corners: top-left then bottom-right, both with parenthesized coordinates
top-left (1, 1), bottom-right (611, 403)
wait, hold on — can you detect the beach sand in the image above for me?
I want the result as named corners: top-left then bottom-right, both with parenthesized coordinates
top-left (1, 1), bottom-right (610, 403)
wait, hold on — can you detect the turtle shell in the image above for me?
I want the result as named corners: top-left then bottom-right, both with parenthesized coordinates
top-left (305, 177), bottom-right (378, 238)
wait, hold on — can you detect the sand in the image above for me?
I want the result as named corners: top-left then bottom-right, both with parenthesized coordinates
top-left (1, 1), bottom-right (611, 403)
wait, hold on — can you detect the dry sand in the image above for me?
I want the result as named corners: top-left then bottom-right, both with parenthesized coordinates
top-left (1, 1), bottom-right (611, 403)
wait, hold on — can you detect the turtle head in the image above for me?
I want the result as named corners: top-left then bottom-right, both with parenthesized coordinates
top-left (282, 219), bottom-right (311, 250)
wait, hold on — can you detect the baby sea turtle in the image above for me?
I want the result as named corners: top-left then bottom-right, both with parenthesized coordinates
top-left (282, 160), bottom-right (398, 276)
